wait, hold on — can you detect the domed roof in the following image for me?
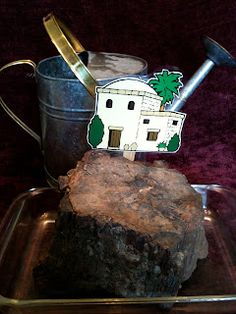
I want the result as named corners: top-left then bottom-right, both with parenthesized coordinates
top-left (103, 78), bottom-right (157, 95)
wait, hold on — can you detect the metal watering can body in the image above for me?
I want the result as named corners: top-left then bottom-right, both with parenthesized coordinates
top-left (0, 52), bottom-right (148, 186)
top-left (3, 14), bottom-right (234, 187)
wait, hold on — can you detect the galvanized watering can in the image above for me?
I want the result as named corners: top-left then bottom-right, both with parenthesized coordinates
top-left (2, 15), bottom-right (234, 187)
top-left (0, 15), bottom-right (148, 187)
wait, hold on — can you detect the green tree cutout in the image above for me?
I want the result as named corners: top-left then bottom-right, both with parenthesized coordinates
top-left (88, 115), bottom-right (104, 148)
top-left (148, 70), bottom-right (183, 110)
top-left (167, 133), bottom-right (180, 152)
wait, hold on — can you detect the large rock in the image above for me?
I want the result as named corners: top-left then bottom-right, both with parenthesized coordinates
top-left (34, 150), bottom-right (208, 298)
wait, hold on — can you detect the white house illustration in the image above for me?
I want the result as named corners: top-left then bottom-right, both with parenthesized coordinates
top-left (88, 77), bottom-right (186, 153)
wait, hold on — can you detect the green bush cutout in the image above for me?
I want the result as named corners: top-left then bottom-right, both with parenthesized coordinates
top-left (167, 133), bottom-right (180, 152)
top-left (88, 115), bottom-right (104, 148)
top-left (157, 142), bottom-right (167, 149)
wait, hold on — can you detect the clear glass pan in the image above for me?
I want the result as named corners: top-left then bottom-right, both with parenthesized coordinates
top-left (0, 184), bottom-right (236, 314)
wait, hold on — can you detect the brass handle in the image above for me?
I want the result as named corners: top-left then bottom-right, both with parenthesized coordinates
top-left (0, 60), bottom-right (41, 147)
top-left (43, 13), bottom-right (98, 98)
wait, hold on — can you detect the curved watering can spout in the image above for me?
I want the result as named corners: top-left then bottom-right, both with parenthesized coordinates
top-left (166, 36), bottom-right (236, 112)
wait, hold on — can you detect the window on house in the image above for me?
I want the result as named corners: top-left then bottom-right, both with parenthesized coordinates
top-left (147, 131), bottom-right (158, 141)
top-left (106, 99), bottom-right (113, 108)
top-left (172, 120), bottom-right (178, 126)
top-left (143, 119), bottom-right (150, 124)
top-left (128, 101), bottom-right (135, 110)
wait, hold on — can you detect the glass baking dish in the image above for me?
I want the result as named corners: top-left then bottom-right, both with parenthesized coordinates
top-left (0, 184), bottom-right (236, 314)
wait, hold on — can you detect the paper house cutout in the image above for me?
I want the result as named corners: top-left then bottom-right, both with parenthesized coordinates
top-left (88, 77), bottom-right (186, 153)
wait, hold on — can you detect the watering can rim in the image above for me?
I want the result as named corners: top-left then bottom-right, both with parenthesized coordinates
top-left (35, 51), bottom-right (148, 82)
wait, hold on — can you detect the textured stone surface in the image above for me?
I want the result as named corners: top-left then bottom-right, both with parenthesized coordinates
top-left (34, 151), bottom-right (208, 298)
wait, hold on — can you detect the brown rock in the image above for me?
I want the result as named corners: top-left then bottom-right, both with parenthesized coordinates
top-left (35, 150), bottom-right (208, 298)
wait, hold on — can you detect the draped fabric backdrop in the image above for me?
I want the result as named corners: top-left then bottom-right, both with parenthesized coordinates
top-left (0, 0), bottom-right (236, 215)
